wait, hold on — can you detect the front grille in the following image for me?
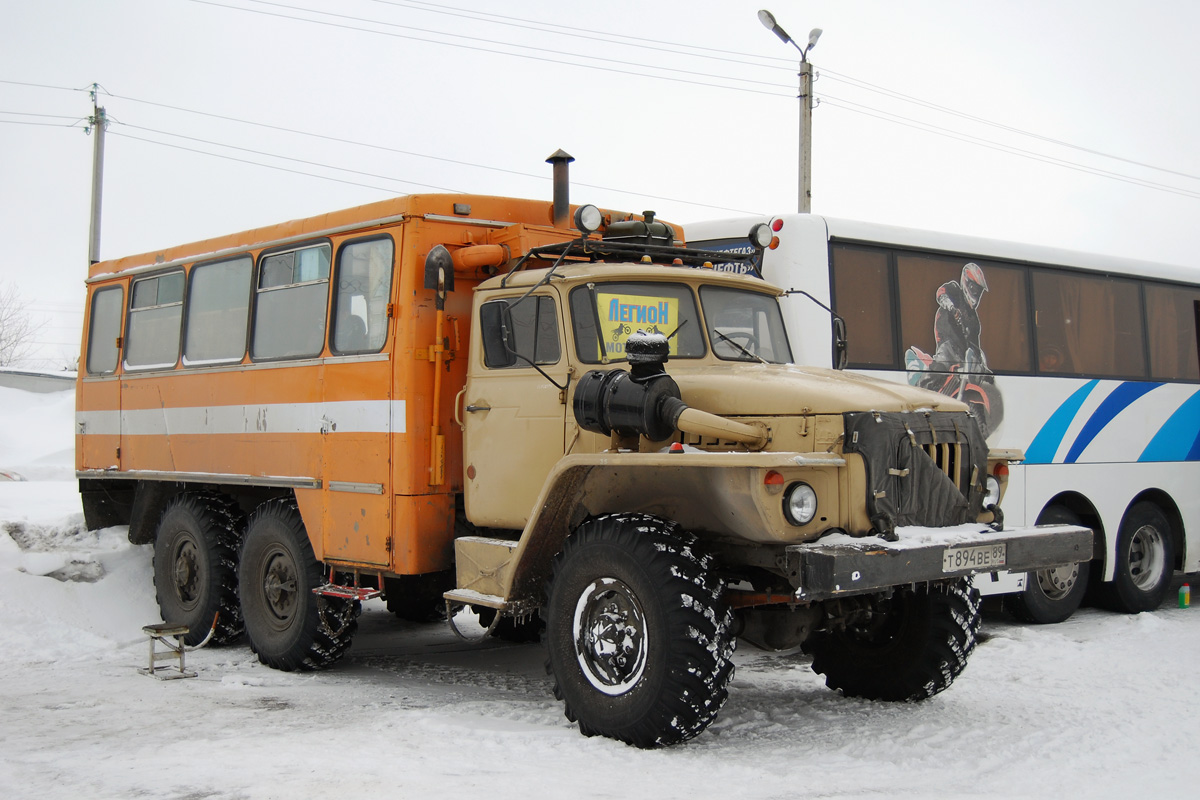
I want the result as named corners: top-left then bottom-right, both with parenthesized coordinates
top-left (843, 410), bottom-right (988, 535)
top-left (923, 442), bottom-right (965, 492)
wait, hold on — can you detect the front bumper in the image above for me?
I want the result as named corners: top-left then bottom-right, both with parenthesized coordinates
top-left (783, 523), bottom-right (1092, 601)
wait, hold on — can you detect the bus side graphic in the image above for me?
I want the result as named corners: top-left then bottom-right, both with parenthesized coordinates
top-left (1025, 380), bottom-right (1200, 464)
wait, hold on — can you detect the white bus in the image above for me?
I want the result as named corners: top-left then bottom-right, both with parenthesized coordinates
top-left (687, 214), bottom-right (1199, 623)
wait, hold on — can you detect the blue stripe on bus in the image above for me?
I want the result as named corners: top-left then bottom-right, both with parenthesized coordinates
top-left (1139, 389), bottom-right (1200, 462)
top-left (1025, 380), bottom-right (1098, 464)
top-left (1064, 382), bottom-right (1163, 463)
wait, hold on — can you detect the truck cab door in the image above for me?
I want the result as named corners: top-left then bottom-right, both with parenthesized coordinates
top-left (462, 291), bottom-right (568, 530)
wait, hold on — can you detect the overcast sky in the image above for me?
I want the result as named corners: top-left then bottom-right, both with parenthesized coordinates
top-left (3, 0), bottom-right (1198, 369)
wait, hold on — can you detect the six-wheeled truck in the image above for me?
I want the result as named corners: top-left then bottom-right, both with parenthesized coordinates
top-left (76, 185), bottom-right (1091, 747)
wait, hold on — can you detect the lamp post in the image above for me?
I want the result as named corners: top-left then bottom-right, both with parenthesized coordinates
top-left (758, 10), bottom-right (822, 213)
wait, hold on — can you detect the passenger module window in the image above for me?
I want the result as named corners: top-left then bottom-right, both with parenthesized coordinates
top-left (252, 243), bottom-right (331, 361)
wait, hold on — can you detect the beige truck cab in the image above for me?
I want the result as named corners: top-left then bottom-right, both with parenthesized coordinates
top-left (442, 207), bottom-right (1091, 747)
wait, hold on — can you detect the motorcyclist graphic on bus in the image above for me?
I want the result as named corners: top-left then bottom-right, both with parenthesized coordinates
top-left (905, 261), bottom-right (1004, 437)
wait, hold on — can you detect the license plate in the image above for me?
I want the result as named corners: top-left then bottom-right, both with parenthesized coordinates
top-left (942, 543), bottom-right (1007, 572)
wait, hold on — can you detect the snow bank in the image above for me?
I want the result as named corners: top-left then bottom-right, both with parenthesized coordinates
top-left (0, 384), bottom-right (76, 480)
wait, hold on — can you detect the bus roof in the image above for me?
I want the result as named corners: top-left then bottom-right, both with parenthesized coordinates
top-left (86, 193), bottom-right (568, 282)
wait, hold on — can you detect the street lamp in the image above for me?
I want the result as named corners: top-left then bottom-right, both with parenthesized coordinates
top-left (758, 9), bottom-right (822, 213)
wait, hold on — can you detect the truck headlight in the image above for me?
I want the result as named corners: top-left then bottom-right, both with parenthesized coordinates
top-left (784, 483), bottom-right (818, 525)
top-left (984, 475), bottom-right (1001, 507)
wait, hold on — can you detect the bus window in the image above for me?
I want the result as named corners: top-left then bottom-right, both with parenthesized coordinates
top-left (252, 243), bottom-right (331, 360)
top-left (1032, 269), bottom-right (1145, 378)
top-left (331, 237), bottom-right (393, 355)
top-left (896, 254), bottom-right (1031, 374)
top-left (125, 271), bottom-right (184, 370)
top-left (86, 285), bottom-right (124, 375)
top-left (831, 245), bottom-right (894, 367)
top-left (184, 256), bottom-right (252, 365)
top-left (1144, 283), bottom-right (1200, 381)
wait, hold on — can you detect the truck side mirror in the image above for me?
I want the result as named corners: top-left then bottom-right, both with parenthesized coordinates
top-left (832, 316), bottom-right (848, 370)
top-left (480, 300), bottom-right (518, 368)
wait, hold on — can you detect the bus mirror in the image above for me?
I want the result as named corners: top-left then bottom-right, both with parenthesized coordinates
top-left (480, 300), bottom-right (518, 368)
top-left (424, 245), bottom-right (455, 309)
top-left (832, 316), bottom-right (848, 370)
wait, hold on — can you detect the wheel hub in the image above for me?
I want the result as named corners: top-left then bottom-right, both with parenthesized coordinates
top-left (573, 577), bottom-right (648, 696)
top-left (172, 537), bottom-right (200, 609)
top-left (1129, 524), bottom-right (1167, 591)
top-left (1036, 563), bottom-right (1080, 599)
top-left (262, 550), bottom-right (299, 625)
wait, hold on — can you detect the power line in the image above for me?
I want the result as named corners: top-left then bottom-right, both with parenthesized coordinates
top-left (0, 110), bottom-right (87, 120)
top-left (182, 0), bottom-right (793, 97)
top-left (189, 0), bottom-right (1197, 193)
top-left (360, 0), bottom-right (796, 71)
top-left (0, 120), bottom-right (85, 128)
top-left (0, 79), bottom-right (90, 93)
top-left (108, 115), bottom-right (761, 214)
top-left (108, 130), bottom-right (448, 195)
top-left (819, 96), bottom-right (1200, 201)
top-left (819, 67), bottom-right (1200, 183)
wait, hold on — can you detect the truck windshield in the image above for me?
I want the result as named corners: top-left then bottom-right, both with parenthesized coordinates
top-left (569, 281), bottom-right (792, 365)
top-left (570, 282), bottom-right (706, 363)
top-left (700, 286), bottom-right (793, 364)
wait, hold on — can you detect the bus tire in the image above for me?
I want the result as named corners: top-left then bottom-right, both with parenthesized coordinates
top-left (152, 492), bottom-right (244, 646)
top-left (544, 513), bottom-right (735, 748)
top-left (1006, 505), bottom-right (1090, 624)
top-left (804, 578), bottom-right (980, 702)
top-left (1096, 502), bottom-right (1174, 614)
top-left (238, 498), bottom-right (359, 671)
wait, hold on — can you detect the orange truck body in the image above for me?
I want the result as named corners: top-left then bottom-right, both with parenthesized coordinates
top-left (76, 193), bottom-right (587, 576)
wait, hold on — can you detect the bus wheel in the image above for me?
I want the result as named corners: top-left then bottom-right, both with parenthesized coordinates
top-left (1006, 506), bottom-right (1090, 624)
top-left (544, 513), bottom-right (735, 748)
top-left (238, 498), bottom-right (360, 671)
top-left (1096, 502), bottom-right (1174, 614)
top-left (153, 493), bottom-right (244, 646)
top-left (804, 578), bottom-right (980, 702)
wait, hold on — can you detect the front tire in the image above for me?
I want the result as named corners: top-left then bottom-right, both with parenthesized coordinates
top-left (544, 513), bottom-right (735, 748)
top-left (804, 578), bottom-right (981, 702)
top-left (238, 498), bottom-right (359, 671)
top-left (1095, 502), bottom-right (1174, 613)
top-left (152, 493), bottom-right (244, 646)
top-left (1006, 505), bottom-right (1090, 624)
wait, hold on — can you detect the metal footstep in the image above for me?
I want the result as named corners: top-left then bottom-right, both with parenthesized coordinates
top-left (139, 613), bottom-right (219, 680)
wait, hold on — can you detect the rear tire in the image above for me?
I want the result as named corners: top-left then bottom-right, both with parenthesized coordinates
top-left (544, 513), bottom-right (735, 747)
top-left (152, 493), bottom-right (244, 646)
top-left (1095, 502), bottom-right (1174, 613)
top-left (1006, 505), bottom-right (1090, 624)
top-left (238, 498), bottom-right (359, 671)
top-left (804, 579), bottom-right (980, 702)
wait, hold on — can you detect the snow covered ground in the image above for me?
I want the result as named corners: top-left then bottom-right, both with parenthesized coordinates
top-left (1, 384), bottom-right (1197, 799)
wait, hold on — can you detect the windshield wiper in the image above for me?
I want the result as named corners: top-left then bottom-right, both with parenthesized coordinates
top-left (713, 329), bottom-right (766, 364)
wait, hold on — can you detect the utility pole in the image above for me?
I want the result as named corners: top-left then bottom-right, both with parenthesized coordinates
top-left (798, 59), bottom-right (814, 214)
top-left (758, 10), bottom-right (822, 213)
top-left (87, 84), bottom-right (107, 265)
